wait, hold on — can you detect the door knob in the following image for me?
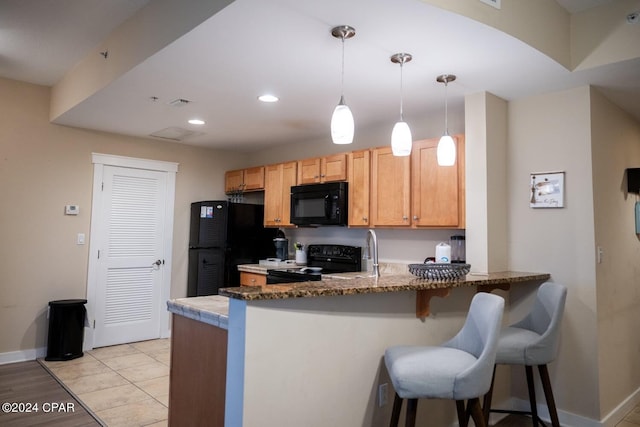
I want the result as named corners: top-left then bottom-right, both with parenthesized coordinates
top-left (153, 259), bottom-right (162, 266)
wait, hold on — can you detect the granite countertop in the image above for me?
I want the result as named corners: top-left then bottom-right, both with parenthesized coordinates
top-left (167, 295), bottom-right (229, 329)
top-left (218, 271), bottom-right (550, 301)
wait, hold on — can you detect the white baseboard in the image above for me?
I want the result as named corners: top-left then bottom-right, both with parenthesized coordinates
top-left (0, 347), bottom-right (46, 365)
top-left (510, 397), bottom-right (602, 427)
top-left (600, 385), bottom-right (640, 427)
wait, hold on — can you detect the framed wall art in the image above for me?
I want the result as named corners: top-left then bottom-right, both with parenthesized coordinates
top-left (530, 171), bottom-right (565, 208)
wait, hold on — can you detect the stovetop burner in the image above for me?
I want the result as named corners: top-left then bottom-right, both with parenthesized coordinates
top-left (266, 244), bottom-right (361, 284)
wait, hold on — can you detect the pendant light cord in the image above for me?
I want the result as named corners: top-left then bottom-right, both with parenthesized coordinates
top-left (399, 62), bottom-right (404, 121)
top-left (340, 35), bottom-right (345, 101)
top-left (444, 79), bottom-right (449, 135)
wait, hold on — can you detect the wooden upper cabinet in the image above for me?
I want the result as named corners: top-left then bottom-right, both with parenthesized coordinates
top-left (224, 166), bottom-right (265, 194)
top-left (243, 166), bottom-right (265, 191)
top-left (348, 150), bottom-right (371, 227)
top-left (297, 158), bottom-right (322, 184)
top-left (371, 146), bottom-right (411, 227)
top-left (264, 162), bottom-right (297, 227)
top-left (297, 153), bottom-right (347, 184)
top-left (224, 169), bottom-right (244, 194)
top-left (411, 135), bottom-right (465, 228)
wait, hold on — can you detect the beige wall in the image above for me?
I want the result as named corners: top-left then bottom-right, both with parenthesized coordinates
top-left (0, 77), bottom-right (244, 355)
top-left (590, 88), bottom-right (640, 417)
top-left (508, 86), bottom-right (601, 420)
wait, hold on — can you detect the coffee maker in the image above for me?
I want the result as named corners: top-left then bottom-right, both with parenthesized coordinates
top-left (273, 229), bottom-right (288, 261)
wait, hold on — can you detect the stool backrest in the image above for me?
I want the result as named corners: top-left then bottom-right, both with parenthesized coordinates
top-left (512, 282), bottom-right (567, 364)
top-left (443, 292), bottom-right (505, 399)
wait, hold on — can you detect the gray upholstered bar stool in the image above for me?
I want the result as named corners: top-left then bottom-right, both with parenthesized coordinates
top-left (483, 282), bottom-right (567, 427)
top-left (384, 292), bottom-right (505, 427)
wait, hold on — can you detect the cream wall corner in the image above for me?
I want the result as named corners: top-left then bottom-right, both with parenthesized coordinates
top-left (0, 77), bottom-right (245, 356)
top-left (590, 87), bottom-right (640, 418)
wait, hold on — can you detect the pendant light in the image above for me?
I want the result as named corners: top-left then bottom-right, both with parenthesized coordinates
top-left (436, 74), bottom-right (457, 166)
top-left (330, 25), bottom-right (356, 145)
top-left (390, 53), bottom-right (412, 156)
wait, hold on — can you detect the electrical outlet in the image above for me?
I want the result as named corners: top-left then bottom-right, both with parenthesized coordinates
top-left (378, 383), bottom-right (388, 407)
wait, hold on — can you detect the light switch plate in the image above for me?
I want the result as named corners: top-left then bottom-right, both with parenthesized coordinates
top-left (65, 205), bottom-right (79, 215)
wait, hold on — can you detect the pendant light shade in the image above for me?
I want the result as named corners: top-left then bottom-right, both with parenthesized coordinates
top-left (437, 133), bottom-right (456, 166)
top-left (331, 96), bottom-right (354, 144)
top-left (330, 26), bottom-right (356, 145)
top-left (392, 121), bottom-right (412, 156)
top-left (390, 53), bottom-right (413, 156)
top-left (436, 74), bottom-right (457, 166)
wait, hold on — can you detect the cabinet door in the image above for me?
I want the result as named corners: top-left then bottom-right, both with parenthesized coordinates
top-left (225, 169), bottom-right (244, 194)
top-left (279, 161), bottom-right (297, 227)
top-left (264, 164), bottom-right (283, 227)
top-left (411, 136), bottom-right (465, 228)
top-left (297, 158), bottom-right (321, 184)
top-left (239, 272), bottom-right (266, 286)
top-left (371, 147), bottom-right (411, 226)
top-left (348, 150), bottom-right (370, 227)
top-left (243, 166), bottom-right (265, 191)
top-left (321, 153), bottom-right (348, 182)
top-left (264, 162), bottom-right (297, 227)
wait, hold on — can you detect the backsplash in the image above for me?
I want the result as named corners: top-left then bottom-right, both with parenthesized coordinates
top-left (283, 227), bottom-right (464, 265)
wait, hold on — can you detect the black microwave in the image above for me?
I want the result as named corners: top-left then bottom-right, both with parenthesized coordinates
top-left (290, 182), bottom-right (348, 226)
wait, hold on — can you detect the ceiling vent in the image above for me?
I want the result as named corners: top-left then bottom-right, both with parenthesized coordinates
top-left (168, 98), bottom-right (191, 107)
top-left (150, 127), bottom-right (202, 141)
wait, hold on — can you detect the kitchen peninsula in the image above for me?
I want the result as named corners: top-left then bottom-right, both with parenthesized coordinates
top-left (167, 271), bottom-right (549, 427)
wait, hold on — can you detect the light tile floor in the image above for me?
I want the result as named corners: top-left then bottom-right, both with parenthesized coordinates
top-left (40, 339), bottom-right (171, 427)
top-left (39, 339), bottom-right (640, 427)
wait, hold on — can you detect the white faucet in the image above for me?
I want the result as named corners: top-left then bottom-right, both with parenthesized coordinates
top-left (366, 229), bottom-right (380, 278)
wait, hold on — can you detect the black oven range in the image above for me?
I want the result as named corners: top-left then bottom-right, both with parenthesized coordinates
top-left (266, 244), bottom-right (361, 284)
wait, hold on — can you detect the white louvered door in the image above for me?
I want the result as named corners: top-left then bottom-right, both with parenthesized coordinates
top-left (93, 166), bottom-right (167, 347)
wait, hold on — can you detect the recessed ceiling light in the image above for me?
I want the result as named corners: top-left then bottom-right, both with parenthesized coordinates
top-left (258, 94), bottom-right (279, 103)
top-left (188, 119), bottom-right (205, 125)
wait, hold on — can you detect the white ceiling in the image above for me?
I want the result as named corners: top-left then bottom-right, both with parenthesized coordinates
top-left (1, 0), bottom-right (637, 152)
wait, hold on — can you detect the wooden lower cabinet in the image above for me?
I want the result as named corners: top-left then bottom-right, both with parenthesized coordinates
top-left (168, 315), bottom-right (227, 427)
top-left (240, 271), bottom-right (266, 286)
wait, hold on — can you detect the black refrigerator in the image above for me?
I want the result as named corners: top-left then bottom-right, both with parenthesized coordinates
top-left (188, 201), bottom-right (277, 296)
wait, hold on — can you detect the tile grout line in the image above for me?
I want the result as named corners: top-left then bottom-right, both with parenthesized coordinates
top-left (41, 340), bottom-right (172, 426)
top-left (37, 357), bottom-right (108, 427)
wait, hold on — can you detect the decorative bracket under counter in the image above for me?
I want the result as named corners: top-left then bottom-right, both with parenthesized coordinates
top-left (416, 288), bottom-right (451, 318)
top-left (414, 275), bottom-right (539, 319)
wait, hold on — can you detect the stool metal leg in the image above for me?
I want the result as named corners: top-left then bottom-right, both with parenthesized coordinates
top-left (405, 399), bottom-right (418, 427)
top-left (390, 393), bottom-right (402, 427)
top-left (525, 365), bottom-right (539, 427)
top-left (538, 365), bottom-right (560, 427)
top-left (482, 365), bottom-right (497, 425)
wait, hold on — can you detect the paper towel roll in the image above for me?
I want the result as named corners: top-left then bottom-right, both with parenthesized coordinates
top-left (435, 242), bottom-right (451, 263)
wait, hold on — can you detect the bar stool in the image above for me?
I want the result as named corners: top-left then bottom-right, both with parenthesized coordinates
top-left (384, 292), bottom-right (505, 427)
top-left (483, 282), bottom-right (567, 427)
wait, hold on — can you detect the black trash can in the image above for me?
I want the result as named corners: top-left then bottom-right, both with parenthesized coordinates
top-left (45, 299), bottom-right (87, 361)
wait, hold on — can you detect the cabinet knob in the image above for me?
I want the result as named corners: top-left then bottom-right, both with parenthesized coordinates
top-left (320, 174), bottom-right (325, 178)
top-left (403, 216), bottom-right (408, 221)
top-left (363, 217), bottom-right (368, 221)
top-left (413, 215), bottom-right (419, 221)
top-left (251, 278), bottom-right (256, 283)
